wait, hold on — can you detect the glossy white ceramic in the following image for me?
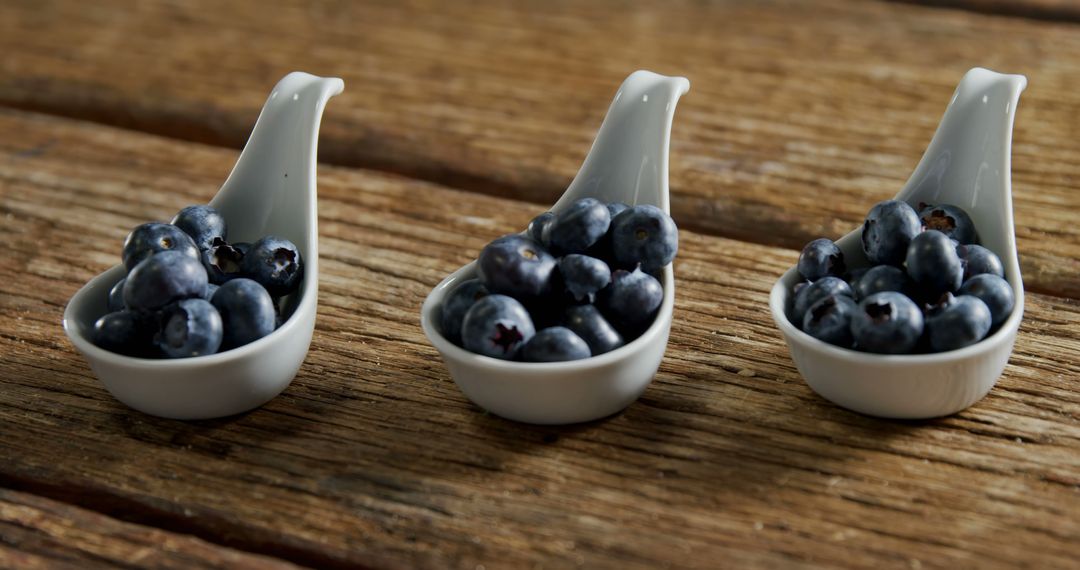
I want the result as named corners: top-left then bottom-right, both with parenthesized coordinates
top-left (769, 68), bottom-right (1027, 419)
top-left (421, 70), bottom-right (690, 425)
top-left (63, 72), bottom-right (344, 420)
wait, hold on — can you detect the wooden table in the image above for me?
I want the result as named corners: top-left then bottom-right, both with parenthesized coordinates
top-left (1, 1), bottom-right (1077, 568)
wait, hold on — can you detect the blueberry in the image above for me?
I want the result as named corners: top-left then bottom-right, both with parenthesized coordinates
top-left (520, 327), bottom-right (591, 362)
top-left (957, 244), bottom-right (1004, 281)
top-left (521, 294), bottom-right (571, 331)
top-left (597, 267), bottom-right (663, 336)
top-left (123, 250), bottom-right (208, 312)
top-left (861, 200), bottom-right (922, 266)
top-left (461, 294), bottom-right (536, 359)
top-left (845, 267), bottom-right (869, 289)
top-left (791, 276), bottom-right (853, 327)
top-left (476, 234), bottom-right (557, 299)
top-left (564, 304), bottom-right (624, 355)
top-left (171, 205), bottom-right (227, 251)
top-left (851, 291), bottom-right (924, 354)
top-left (155, 298), bottom-right (223, 358)
top-left (798, 238), bottom-right (846, 281)
top-left (203, 282), bottom-right (220, 301)
top-left (610, 204), bottom-right (679, 273)
top-left (210, 278), bottom-right (276, 349)
top-left (559, 254), bottom-right (611, 302)
top-left (852, 265), bottom-right (911, 301)
top-left (606, 202), bottom-right (630, 218)
top-left (958, 274), bottom-right (1014, 328)
top-left (919, 203), bottom-right (977, 245)
top-left (107, 277), bottom-right (127, 312)
top-left (527, 211), bottom-right (555, 245)
top-left (802, 295), bottom-right (857, 348)
top-left (924, 293), bottom-right (992, 352)
top-left (122, 222), bottom-right (200, 271)
top-left (440, 278), bottom-right (490, 345)
top-left (544, 198), bottom-right (611, 254)
top-left (92, 311), bottom-right (154, 357)
top-left (906, 230), bottom-right (963, 297)
top-left (202, 241), bottom-right (247, 284)
top-left (240, 235), bottom-right (303, 297)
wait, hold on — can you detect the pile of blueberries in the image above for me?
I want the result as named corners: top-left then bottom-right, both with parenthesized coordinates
top-left (791, 200), bottom-right (1014, 354)
top-left (92, 205), bottom-right (303, 358)
top-left (440, 198), bottom-right (678, 362)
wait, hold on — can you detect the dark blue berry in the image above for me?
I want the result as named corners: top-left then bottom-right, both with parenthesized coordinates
top-left (476, 235), bottom-right (557, 299)
top-left (155, 299), bottom-right (223, 358)
top-left (851, 291), bottom-right (924, 354)
top-left (852, 265), bottom-right (911, 301)
top-left (559, 254), bottom-right (611, 302)
top-left (202, 241), bottom-right (247, 284)
top-left (906, 230), bottom-right (963, 297)
top-left (544, 198), bottom-right (611, 254)
top-left (802, 295), bottom-right (856, 348)
top-left (203, 283), bottom-right (219, 301)
top-left (919, 203), bottom-right (977, 245)
top-left (924, 293), bottom-right (992, 352)
top-left (122, 222), bottom-right (200, 271)
top-left (520, 327), bottom-right (591, 362)
top-left (957, 244), bottom-right (1004, 281)
top-left (210, 278), bottom-right (276, 349)
top-left (123, 250), bottom-right (208, 312)
top-left (798, 238), bottom-right (846, 281)
top-left (440, 278), bottom-right (490, 345)
top-left (563, 304), bottom-right (624, 355)
top-left (527, 212), bottom-right (555, 245)
top-left (610, 204), bottom-right (679, 273)
top-left (240, 235), bottom-right (303, 297)
top-left (597, 267), bottom-right (663, 335)
top-left (958, 274), bottom-right (1014, 328)
top-left (606, 202), bottom-right (630, 218)
top-left (792, 276), bottom-right (853, 326)
top-left (92, 311), bottom-right (154, 357)
top-left (861, 200), bottom-right (921, 266)
top-left (461, 294), bottom-right (536, 360)
top-left (107, 277), bottom-right (127, 312)
top-left (171, 205), bottom-right (227, 251)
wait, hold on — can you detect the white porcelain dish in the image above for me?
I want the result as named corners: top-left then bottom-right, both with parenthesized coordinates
top-left (769, 68), bottom-right (1027, 419)
top-left (421, 70), bottom-right (690, 425)
top-left (63, 72), bottom-right (344, 420)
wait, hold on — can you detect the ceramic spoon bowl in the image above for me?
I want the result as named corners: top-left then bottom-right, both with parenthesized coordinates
top-left (63, 72), bottom-right (344, 420)
top-left (421, 70), bottom-right (690, 425)
top-left (769, 68), bottom-right (1027, 419)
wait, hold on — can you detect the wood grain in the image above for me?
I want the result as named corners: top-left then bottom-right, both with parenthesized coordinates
top-left (1, 0), bottom-right (1079, 297)
top-left (0, 489), bottom-right (302, 569)
top-left (1, 109), bottom-right (1077, 569)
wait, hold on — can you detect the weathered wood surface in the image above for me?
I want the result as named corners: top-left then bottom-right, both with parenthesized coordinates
top-left (2, 0), bottom-right (1080, 297)
top-left (0, 489), bottom-right (301, 569)
top-left (1, 110), bottom-right (1077, 569)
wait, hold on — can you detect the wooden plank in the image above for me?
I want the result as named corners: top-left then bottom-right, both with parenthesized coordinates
top-left (1, 0), bottom-right (1079, 297)
top-left (0, 489), bottom-right (302, 569)
top-left (892, 0), bottom-right (1080, 22)
top-left (1, 110), bottom-right (1077, 569)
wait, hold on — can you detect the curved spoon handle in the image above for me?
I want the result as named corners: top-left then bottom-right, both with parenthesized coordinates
top-left (897, 67), bottom-right (1026, 280)
top-left (212, 72), bottom-right (344, 239)
top-left (559, 70), bottom-right (690, 214)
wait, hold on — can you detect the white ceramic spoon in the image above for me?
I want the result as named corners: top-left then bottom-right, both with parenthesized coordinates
top-left (63, 72), bottom-right (344, 420)
top-left (421, 70), bottom-right (690, 425)
top-left (769, 68), bottom-right (1027, 419)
